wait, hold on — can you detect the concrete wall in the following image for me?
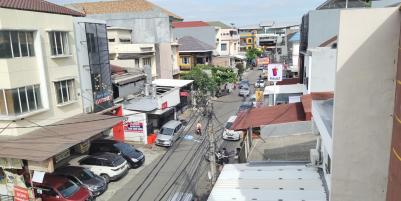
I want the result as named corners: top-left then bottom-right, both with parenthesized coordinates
top-left (308, 47), bottom-right (336, 93)
top-left (173, 26), bottom-right (217, 48)
top-left (0, 8), bottom-right (82, 135)
top-left (330, 7), bottom-right (400, 201)
top-left (308, 9), bottom-right (340, 49)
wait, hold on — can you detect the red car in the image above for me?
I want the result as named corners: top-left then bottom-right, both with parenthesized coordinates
top-left (34, 174), bottom-right (93, 201)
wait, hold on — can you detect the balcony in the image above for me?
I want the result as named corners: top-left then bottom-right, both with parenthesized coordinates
top-left (108, 43), bottom-right (155, 55)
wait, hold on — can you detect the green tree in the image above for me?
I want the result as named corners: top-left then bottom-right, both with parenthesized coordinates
top-left (236, 63), bottom-right (245, 76)
top-left (245, 47), bottom-right (263, 64)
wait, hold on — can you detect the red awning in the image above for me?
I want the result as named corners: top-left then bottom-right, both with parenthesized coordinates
top-left (231, 103), bottom-right (306, 130)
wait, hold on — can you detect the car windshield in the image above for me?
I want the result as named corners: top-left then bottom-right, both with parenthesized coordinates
top-left (160, 127), bottom-right (174, 135)
top-left (114, 143), bottom-right (137, 155)
top-left (242, 88), bottom-right (249, 91)
top-left (111, 156), bottom-right (126, 167)
top-left (77, 169), bottom-right (94, 181)
top-left (225, 122), bottom-right (233, 129)
top-left (57, 180), bottom-right (80, 198)
top-left (240, 80), bottom-right (249, 85)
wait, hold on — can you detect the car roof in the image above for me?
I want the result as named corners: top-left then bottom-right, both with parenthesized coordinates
top-left (82, 152), bottom-right (119, 161)
top-left (227, 116), bottom-right (237, 123)
top-left (240, 102), bottom-right (253, 106)
top-left (39, 174), bottom-right (71, 188)
top-left (162, 120), bottom-right (181, 128)
top-left (55, 166), bottom-right (86, 176)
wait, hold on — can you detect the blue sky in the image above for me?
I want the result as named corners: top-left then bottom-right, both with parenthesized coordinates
top-left (49, 0), bottom-right (323, 26)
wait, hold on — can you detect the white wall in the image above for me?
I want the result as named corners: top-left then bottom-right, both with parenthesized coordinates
top-left (330, 7), bottom-right (399, 201)
top-left (308, 9), bottom-right (340, 49)
top-left (308, 47), bottom-right (336, 93)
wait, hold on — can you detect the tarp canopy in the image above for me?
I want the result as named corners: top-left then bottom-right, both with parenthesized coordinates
top-left (0, 113), bottom-right (122, 162)
top-left (232, 103), bottom-right (306, 130)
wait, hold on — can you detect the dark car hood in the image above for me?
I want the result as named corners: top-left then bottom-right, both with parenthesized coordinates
top-left (122, 148), bottom-right (143, 159)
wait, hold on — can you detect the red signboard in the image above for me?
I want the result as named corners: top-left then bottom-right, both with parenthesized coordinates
top-left (14, 186), bottom-right (29, 201)
top-left (124, 122), bottom-right (144, 133)
top-left (161, 101), bottom-right (168, 110)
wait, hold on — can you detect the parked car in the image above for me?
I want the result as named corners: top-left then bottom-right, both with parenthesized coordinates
top-left (255, 79), bottom-right (265, 88)
top-left (238, 102), bottom-right (253, 113)
top-left (239, 86), bottom-right (250, 97)
top-left (90, 139), bottom-right (145, 168)
top-left (257, 66), bottom-right (264, 70)
top-left (70, 153), bottom-right (129, 183)
top-left (34, 174), bottom-right (93, 201)
top-left (156, 120), bottom-right (183, 147)
top-left (239, 80), bottom-right (249, 89)
top-left (222, 116), bottom-right (243, 141)
top-left (54, 166), bottom-right (107, 197)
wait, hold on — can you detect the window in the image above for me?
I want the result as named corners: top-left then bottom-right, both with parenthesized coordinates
top-left (325, 155), bottom-right (331, 174)
top-left (0, 31), bottom-right (35, 58)
top-left (143, 58), bottom-right (151, 67)
top-left (49, 31), bottom-right (70, 56)
top-left (54, 79), bottom-right (76, 105)
top-left (221, 43), bottom-right (227, 51)
top-left (182, 56), bottom-right (190, 64)
top-left (119, 38), bottom-right (131, 43)
top-left (0, 85), bottom-right (43, 116)
top-left (135, 59), bottom-right (140, 68)
top-left (247, 38), bottom-right (253, 44)
top-left (108, 38), bottom-right (115, 42)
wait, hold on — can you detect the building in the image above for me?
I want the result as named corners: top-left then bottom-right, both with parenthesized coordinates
top-left (263, 83), bottom-right (306, 106)
top-left (107, 27), bottom-right (157, 78)
top-left (69, 0), bottom-right (182, 79)
top-left (173, 21), bottom-right (216, 48)
top-left (178, 36), bottom-right (214, 71)
top-left (288, 32), bottom-right (300, 76)
top-left (0, 1), bottom-right (122, 198)
top-left (208, 21), bottom-right (240, 68)
top-left (310, 6), bottom-right (401, 201)
top-left (238, 24), bottom-right (260, 53)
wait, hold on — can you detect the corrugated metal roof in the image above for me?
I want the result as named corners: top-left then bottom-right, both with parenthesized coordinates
top-left (0, 0), bottom-right (84, 16)
top-left (208, 164), bottom-right (326, 201)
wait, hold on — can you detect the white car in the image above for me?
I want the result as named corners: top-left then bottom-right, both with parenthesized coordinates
top-left (255, 79), bottom-right (265, 88)
top-left (222, 116), bottom-right (243, 141)
top-left (70, 153), bottom-right (129, 183)
top-left (239, 86), bottom-right (250, 97)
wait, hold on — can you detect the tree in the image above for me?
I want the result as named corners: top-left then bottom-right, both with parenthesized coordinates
top-left (245, 47), bottom-right (263, 66)
top-left (236, 63), bottom-right (244, 76)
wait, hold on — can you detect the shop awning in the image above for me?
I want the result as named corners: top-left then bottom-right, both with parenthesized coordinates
top-left (0, 113), bottom-right (122, 162)
top-left (231, 103), bottom-right (306, 130)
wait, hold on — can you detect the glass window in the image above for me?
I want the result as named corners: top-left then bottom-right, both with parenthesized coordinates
top-left (0, 85), bottom-right (42, 117)
top-left (182, 57), bottom-right (190, 64)
top-left (34, 85), bottom-right (42, 109)
top-left (0, 31), bottom-right (12, 58)
top-left (27, 86), bottom-right (36, 110)
top-left (143, 58), bottom-right (151, 67)
top-left (19, 32), bottom-right (28, 57)
top-left (57, 181), bottom-right (79, 198)
top-left (10, 32), bottom-right (20, 57)
top-left (49, 31), bottom-right (70, 56)
top-left (11, 88), bottom-right (21, 115)
top-left (18, 87), bottom-right (28, 113)
top-left (55, 79), bottom-right (75, 105)
top-left (27, 32), bottom-right (35, 56)
top-left (221, 43), bottom-right (227, 51)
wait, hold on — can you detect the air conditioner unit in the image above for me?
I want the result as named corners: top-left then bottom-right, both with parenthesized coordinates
top-left (310, 149), bottom-right (319, 166)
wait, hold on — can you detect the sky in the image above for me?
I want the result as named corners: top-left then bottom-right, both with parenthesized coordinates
top-left (49, 0), bottom-right (324, 26)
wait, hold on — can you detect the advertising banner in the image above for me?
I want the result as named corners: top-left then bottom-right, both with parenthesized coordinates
top-left (123, 110), bottom-right (147, 144)
top-left (14, 186), bottom-right (29, 201)
top-left (267, 63), bottom-right (283, 82)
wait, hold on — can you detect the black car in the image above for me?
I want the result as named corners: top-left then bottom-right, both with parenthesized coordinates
top-left (54, 166), bottom-right (108, 197)
top-left (89, 139), bottom-right (145, 168)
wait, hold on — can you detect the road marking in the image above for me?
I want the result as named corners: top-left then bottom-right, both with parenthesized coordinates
top-left (393, 147), bottom-right (401, 162)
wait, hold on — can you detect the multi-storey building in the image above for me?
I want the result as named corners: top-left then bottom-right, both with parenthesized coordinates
top-left (238, 24), bottom-right (260, 54)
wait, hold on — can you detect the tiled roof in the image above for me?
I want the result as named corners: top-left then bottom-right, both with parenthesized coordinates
top-left (173, 21), bottom-right (209, 28)
top-left (207, 21), bottom-right (231, 29)
top-left (69, 0), bottom-right (182, 20)
top-left (0, 0), bottom-right (84, 16)
top-left (231, 103), bottom-right (306, 130)
top-left (178, 36), bottom-right (214, 52)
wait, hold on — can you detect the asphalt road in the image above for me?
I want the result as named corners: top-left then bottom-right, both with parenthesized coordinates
top-left (111, 68), bottom-right (261, 201)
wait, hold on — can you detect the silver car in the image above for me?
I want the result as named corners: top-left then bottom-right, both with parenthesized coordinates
top-left (156, 120), bottom-right (183, 147)
top-left (239, 86), bottom-right (250, 97)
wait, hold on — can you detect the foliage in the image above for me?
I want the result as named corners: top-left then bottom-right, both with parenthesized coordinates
top-left (235, 63), bottom-right (245, 76)
top-left (245, 47), bottom-right (263, 62)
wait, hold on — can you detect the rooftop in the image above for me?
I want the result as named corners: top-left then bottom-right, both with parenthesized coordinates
top-left (69, 0), bottom-right (182, 20)
top-left (208, 163), bottom-right (327, 201)
top-left (152, 79), bottom-right (194, 88)
top-left (207, 21), bottom-right (232, 29)
top-left (178, 36), bottom-right (215, 52)
top-left (312, 99), bottom-right (334, 137)
top-left (173, 21), bottom-right (209, 28)
top-left (0, 0), bottom-right (84, 16)
top-left (264, 83), bottom-right (306, 95)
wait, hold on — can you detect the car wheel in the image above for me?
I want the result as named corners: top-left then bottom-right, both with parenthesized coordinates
top-left (100, 174), bottom-right (110, 183)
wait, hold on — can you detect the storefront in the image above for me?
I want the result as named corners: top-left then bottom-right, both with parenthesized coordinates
top-left (0, 113), bottom-right (122, 200)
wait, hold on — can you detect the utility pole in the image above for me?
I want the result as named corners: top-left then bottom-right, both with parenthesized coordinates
top-left (208, 102), bottom-right (217, 185)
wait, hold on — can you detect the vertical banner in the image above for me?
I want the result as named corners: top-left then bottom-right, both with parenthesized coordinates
top-left (123, 110), bottom-right (147, 144)
top-left (14, 186), bottom-right (29, 201)
top-left (267, 63), bottom-right (283, 82)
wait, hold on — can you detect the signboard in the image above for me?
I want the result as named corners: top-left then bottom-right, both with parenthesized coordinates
top-left (32, 171), bottom-right (45, 184)
top-left (161, 101), bottom-right (168, 110)
top-left (267, 64), bottom-right (283, 82)
top-left (257, 57), bottom-right (270, 66)
top-left (14, 186), bottom-right (29, 201)
top-left (123, 110), bottom-right (147, 144)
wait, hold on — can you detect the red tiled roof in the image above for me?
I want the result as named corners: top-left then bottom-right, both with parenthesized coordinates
top-left (232, 103), bottom-right (306, 130)
top-left (301, 92), bottom-right (334, 120)
top-left (0, 0), bottom-right (85, 17)
top-left (173, 21), bottom-right (209, 28)
top-left (277, 78), bottom-right (300, 85)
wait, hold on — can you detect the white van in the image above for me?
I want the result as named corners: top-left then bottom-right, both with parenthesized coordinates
top-left (156, 120), bottom-right (183, 147)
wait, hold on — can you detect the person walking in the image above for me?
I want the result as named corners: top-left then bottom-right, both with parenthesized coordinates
top-left (196, 121), bottom-right (202, 135)
top-left (222, 148), bottom-right (229, 164)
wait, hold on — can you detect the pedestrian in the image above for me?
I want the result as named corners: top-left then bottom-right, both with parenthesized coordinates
top-left (196, 121), bottom-right (202, 135)
top-left (222, 148), bottom-right (229, 164)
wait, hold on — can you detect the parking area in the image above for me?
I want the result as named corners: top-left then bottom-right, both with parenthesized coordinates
top-left (96, 143), bottom-right (166, 201)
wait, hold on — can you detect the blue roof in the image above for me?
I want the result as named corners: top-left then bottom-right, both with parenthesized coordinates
top-left (289, 32), bottom-right (300, 42)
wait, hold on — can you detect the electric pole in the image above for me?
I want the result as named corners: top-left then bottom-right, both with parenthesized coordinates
top-left (208, 102), bottom-right (217, 185)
